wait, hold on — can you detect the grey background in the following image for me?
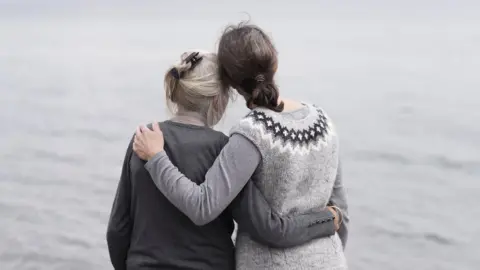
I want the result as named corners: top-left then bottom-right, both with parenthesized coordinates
top-left (0, 1), bottom-right (479, 269)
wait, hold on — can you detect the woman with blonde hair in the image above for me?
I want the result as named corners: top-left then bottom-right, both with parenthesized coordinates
top-left (107, 50), bottom-right (341, 270)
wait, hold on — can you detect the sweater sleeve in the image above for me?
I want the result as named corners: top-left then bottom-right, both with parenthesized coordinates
top-left (328, 161), bottom-right (350, 248)
top-left (145, 132), bottom-right (338, 247)
top-left (106, 139), bottom-right (134, 270)
top-left (144, 133), bottom-right (258, 225)
top-left (231, 180), bottom-right (337, 248)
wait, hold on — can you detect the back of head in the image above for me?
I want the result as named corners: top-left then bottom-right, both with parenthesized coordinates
top-left (217, 22), bottom-right (284, 112)
top-left (164, 50), bottom-right (231, 127)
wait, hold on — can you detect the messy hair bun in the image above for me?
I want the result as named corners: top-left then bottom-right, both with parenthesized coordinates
top-left (218, 22), bottom-right (284, 112)
top-left (164, 50), bottom-right (232, 126)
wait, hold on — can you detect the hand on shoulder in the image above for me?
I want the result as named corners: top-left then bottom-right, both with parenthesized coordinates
top-left (133, 122), bottom-right (165, 160)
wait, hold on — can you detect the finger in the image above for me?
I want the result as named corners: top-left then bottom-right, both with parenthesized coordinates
top-left (152, 121), bottom-right (161, 133)
top-left (135, 133), bottom-right (144, 141)
top-left (133, 144), bottom-right (145, 158)
top-left (135, 126), bottom-right (143, 138)
top-left (133, 140), bottom-right (140, 150)
top-left (133, 135), bottom-right (143, 145)
top-left (132, 143), bottom-right (137, 152)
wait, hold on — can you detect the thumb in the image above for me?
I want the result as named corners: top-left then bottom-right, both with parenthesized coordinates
top-left (152, 121), bottom-right (161, 133)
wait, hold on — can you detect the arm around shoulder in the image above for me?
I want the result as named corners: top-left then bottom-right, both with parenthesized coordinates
top-left (144, 133), bottom-right (260, 225)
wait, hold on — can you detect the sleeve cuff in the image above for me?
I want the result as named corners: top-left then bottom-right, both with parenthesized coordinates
top-left (307, 208), bottom-right (335, 226)
top-left (306, 209), bottom-right (336, 238)
top-left (144, 151), bottom-right (168, 171)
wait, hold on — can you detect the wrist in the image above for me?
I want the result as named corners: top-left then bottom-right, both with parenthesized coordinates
top-left (327, 206), bottom-right (337, 219)
top-left (147, 150), bottom-right (164, 160)
top-left (329, 206), bottom-right (342, 231)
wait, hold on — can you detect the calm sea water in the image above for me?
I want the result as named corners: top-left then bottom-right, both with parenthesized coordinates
top-left (1, 1), bottom-right (479, 270)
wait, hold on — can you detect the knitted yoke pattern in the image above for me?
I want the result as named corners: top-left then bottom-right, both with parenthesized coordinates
top-left (231, 103), bottom-right (348, 270)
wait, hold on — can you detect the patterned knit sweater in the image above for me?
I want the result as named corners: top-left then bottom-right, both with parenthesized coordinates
top-left (232, 103), bottom-right (348, 270)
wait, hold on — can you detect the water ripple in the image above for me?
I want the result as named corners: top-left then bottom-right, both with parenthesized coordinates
top-left (31, 149), bottom-right (86, 165)
top-left (55, 235), bottom-right (93, 250)
top-left (352, 150), bottom-right (413, 166)
top-left (375, 227), bottom-right (456, 246)
top-left (423, 232), bottom-right (455, 246)
top-left (353, 150), bottom-right (480, 175)
top-left (427, 155), bottom-right (480, 175)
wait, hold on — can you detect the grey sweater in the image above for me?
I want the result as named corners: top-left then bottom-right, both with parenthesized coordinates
top-left (145, 105), bottom-right (349, 269)
top-left (232, 104), bottom-right (347, 269)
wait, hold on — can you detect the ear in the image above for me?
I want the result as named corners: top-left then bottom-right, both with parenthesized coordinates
top-left (273, 59), bottom-right (278, 73)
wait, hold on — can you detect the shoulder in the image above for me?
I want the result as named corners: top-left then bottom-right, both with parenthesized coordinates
top-left (211, 129), bottom-right (229, 148)
top-left (307, 104), bottom-right (340, 157)
top-left (229, 109), bottom-right (268, 145)
top-left (308, 104), bottom-right (338, 137)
